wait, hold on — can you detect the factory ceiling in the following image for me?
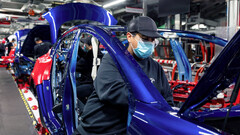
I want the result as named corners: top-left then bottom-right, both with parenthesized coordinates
top-left (0, 0), bottom-right (226, 37)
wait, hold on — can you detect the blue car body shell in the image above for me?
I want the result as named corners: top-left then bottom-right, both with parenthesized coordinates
top-left (58, 24), bottom-right (222, 134)
top-left (42, 3), bottom-right (117, 44)
top-left (35, 2), bottom-right (236, 135)
top-left (34, 3), bottom-right (118, 134)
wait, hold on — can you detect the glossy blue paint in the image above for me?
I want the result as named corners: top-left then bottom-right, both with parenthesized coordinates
top-left (14, 55), bottom-right (35, 77)
top-left (15, 29), bottom-right (30, 42)
top-left (39, 28), bottom-right (79, 135)
top-left (128, 101), bottom-right (220, 135)
top-left (62, 30), bottom-right (81, 135)
top-left (43, 3), bottom-right (117, 44)
top-left (38, 4), bottom-right (231, 132)
top-left (62, 69), bottom-right (75, 135)
top-left (60, 24), bottom-right (173, 133)
top-left (41, 4), bottom-right (118, 131)
top-left (52, 25), bottom-right (171, 133)
top-left (69, 31), bottom-right (81, 128)
top-left (13, 29), bottom-right (31, 77)
top-left (158, 29), bottom-right (227, 47)
top-left (47, 24), bottom-right (237, 134)
top-left (36, 85), bottom-right (55, 134)
top-left (176, 33), bottom-right (227, 47)
top-left (42, 80), bottom-right (62, 132)
top-left (158, 30), bottom-right (227, 82)
top-left (179, 30), bottom-right (240, 116)
top-left (14, 29), bottom-right (31, 55)
top-left (170, 39), bottom-right (192, 81)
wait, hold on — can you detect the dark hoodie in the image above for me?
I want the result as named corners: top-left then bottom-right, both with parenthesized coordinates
top-left (79, 53), bottom-right (173, 134)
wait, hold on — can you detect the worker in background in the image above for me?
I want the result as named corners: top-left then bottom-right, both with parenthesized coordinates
top-left (6, 38), bottom-right (15, 56)
top-left (76, 36), bottom-right (94, 104)
top-left (0, 41), bottom-right (5, 57)
top-left (33, 37), bottom-right (52, 59)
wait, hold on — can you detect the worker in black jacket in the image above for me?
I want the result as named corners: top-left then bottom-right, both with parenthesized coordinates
top-left (33, 37), bottom-right (52, 59)
top-left (6, 38), bottom-right (15, 56)
top-left (76, 36), bottom-right (94, 103)
top-left (78, 16), bottom-right (173, 134)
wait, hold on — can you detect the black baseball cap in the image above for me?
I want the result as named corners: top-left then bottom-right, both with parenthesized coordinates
top-left (81, 35), bottom-right (92, 46)
top-left (34, 37), bottom-right (41, 42)
top-left (127, 16), bottom-right (161, 38)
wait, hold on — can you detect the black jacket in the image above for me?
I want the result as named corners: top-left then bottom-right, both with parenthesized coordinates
top-left (7, 42), bottom-right (13, 55)
top-left (80, 53), bottom-right (173, 134)
top-left (76, 49), bottom-right (93, 84)
top-left (34, 42), bottom-right (52, 59)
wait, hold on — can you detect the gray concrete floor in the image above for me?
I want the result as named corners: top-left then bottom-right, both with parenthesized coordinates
top-left (0, 68), bottom-right (37, 135)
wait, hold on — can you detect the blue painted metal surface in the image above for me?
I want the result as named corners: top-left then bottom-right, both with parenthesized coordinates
top-left (43, 3), bottom-right (117, 44)
top-left (159, 29), bottom-right (227, 47)
top-left (40, 22), bottom-right (240, 134)
top-left (158, 30), bottom-right (227, 82)
top-left (176, 32), bottom-right (227, 47)
top-left (14, 29), bottom-right (31, 56)
top-left (69, 32), bottom-right (81, 130)
top-left (37, 3), bottom-right (119, 134)
top-left (128, 101), bottom-right (220, 134)
top-left (36, 3), bottom-right (237, 134)
top-left (42, 80), bottom-right (62, 133)
top-left (62, 73), bottom-right (75, 135)
top-left (169, 39), bottom-right (192, 81)
top-left (13, 29), bottom-right (31, 77)
top-left (36, 85), bottom-right (55, 133)
top-left (62, 30), bottom-right (81, 135)
top-left (179, 29), bottom-right (240, 116)
top-left (15, 29), bottom-right (31, 42)
top-left (14, 55), bottom-right (35, 77)
top-left (57, 24), bottom-right (228, 134)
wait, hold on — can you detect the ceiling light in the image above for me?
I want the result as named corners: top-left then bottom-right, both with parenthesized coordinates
top-left (191, 24), bottom-right (207, 30)
top-left (103, 0), bottom-right (126, 8)
top-left (181, 21), bottom-right (186, 25)
top-left (0, 14), bottom-right (6, 18)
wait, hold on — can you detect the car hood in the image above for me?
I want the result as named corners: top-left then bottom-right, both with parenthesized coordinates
top-left (179, 30), bottom-right (240, 116)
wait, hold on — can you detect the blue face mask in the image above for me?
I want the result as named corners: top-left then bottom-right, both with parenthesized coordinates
top-left (131, 38), bottom-right (154, 59)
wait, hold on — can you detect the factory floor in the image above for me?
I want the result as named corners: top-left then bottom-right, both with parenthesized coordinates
top-left (0, 68), bottom-right (37, 135)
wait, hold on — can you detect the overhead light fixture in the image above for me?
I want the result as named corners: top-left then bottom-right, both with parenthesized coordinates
top-left (103, 0), bottom-right (126, 8)
top-left (181, 21), bottom-right (186, 25)
top-left (191, 24), bottom-right (207, 30)
top-left (0, 14), bottom-right (6, 18)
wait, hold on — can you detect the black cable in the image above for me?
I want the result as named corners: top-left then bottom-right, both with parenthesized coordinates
top-left (222, 73), bottom-right (240, 131)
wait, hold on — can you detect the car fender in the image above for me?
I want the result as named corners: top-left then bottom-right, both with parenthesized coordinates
top-left (31, 51), bottom-right (52, 86)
